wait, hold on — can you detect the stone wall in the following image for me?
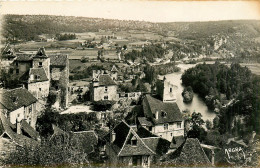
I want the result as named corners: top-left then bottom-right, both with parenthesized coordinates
top-left (28, 81), bottom-right (50, 100)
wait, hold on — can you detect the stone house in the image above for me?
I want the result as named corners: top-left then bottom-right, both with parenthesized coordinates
top-left (0, 88), bottom-right (38, 129)
top-left (104, 120), bottom-right (170, 167)
top-left (139, 94), bottom-right (184, 142)
top-left (90, 68), bottom-right (118, 102)
top-left (0, 112), bottom-right (40, 161)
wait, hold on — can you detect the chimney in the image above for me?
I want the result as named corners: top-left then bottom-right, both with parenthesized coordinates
top-left (111, 130), bottom-right (116, 143)
top-left (16, 119), bottom-right (22, 135)
top-left (30, 74), bottom-right (34, 81)
top-left (155, 111), bottom-right (159, 120)
top-left (211, 150), bottom-right (215, 166)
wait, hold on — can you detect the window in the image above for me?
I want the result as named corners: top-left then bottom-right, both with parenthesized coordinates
top-left (164, 123), bottom-right (168, 130)
top-left (16, 69), bottom-right (19, 74)
top-left (104, 86), bottom-right (108, 92)
top-left (177, 122), bottom-right (182, 128)
top-left (149, 127), bottom-right (152, 131)
top-left (161, 111), bottom-right (167, 118)
top-left (171, 133), bottom-right (173, 136)
top-left (39, 62), bottom-right (42, 67)
top-left (104, 96), bottom-right (108, 100)
top-left (170, 88), bottom-right (172, 92)
top-left (131, 139), bottom-right (137, 146)
top-left (29, 106), bottom-right (32, 113)
top-left (16, 62), bottom-right (18, 66)
top-left (39, 88), bottom-right (42, 91)
top-left (10, 69), bottom-right (13, 74)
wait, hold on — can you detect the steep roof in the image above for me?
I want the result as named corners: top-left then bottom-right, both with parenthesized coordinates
top-left (98, 74), bottom-right (117, 86)
top-left (142, 137), bottom-right (171, 156)
top-left (20, 120), bottom-right (40, 141)
top-left (0, 88), bottom-right (37, 112)
top-left (51, 125), bottom-right (98, 154)
top-left (104, 121), bottom-right (130, 152)
top-left (34, 47), bottom-right (48, 58)
top-left (164, 138), bottom-right (211, 167)
top-left (170, 135), bottom-right (185, 149)
top-left (72, 131), bottom-right (98, 154)
top-left (0, 112), bottom-right (39, 148)
top-left (29, 68), bottom-right (49, 83)
top-left (136, 126), bottom-right (157, 138)
top-left (1, 44), bottom-right (16, 58)
top-left (138, 117), bottom-right (153, 127)
top-left (118, 127), bottom-right (155, 157)
top-left (49, 54), bottom-right (68, 67)
top-left (142, 95), bottom-right (182, 124)
top-left (15, 54), bottom-right (33, 62)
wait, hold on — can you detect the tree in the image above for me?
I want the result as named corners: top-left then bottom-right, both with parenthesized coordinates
top-left (187, 112), bottom-right (207, 141)
top-left (213, 116), bottom-right (220, 129)
top-left (205, 120), bottom-right (213, 130)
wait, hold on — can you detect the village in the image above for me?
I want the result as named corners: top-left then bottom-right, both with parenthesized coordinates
top-left (0, 13), bottom-right (260, 167)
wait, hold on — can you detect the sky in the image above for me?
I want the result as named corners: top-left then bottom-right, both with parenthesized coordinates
top-left (0, 0), bottom-right (260, 22)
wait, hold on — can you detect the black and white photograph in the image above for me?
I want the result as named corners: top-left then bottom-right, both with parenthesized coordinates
top-left (0, 0), bottom-right (260, 167)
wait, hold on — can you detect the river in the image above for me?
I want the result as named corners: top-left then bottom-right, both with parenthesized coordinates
top-left (159, 63), bottom-right (216, 122)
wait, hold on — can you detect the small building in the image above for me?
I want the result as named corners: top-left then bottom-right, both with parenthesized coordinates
top-left (104, 121), bottom-right (170, 167)
top-left (0, 88), bottom-right (38, 129)
top-left (90, 68), bottom-right (118, 102)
